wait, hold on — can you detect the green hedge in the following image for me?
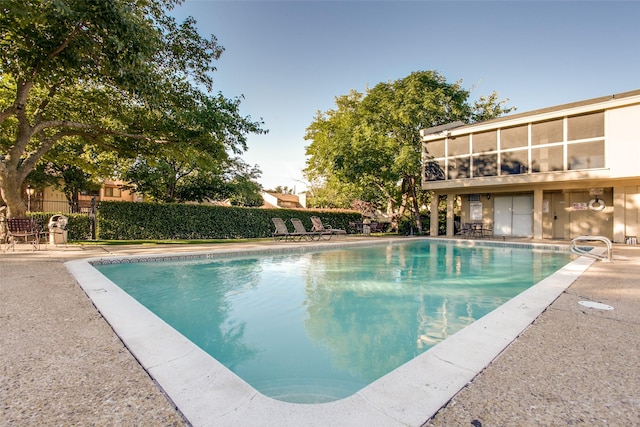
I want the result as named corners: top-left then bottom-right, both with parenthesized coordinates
top-left (96, 201), bottom-right (363, 240)
top-left (28, 212), bottom-right (93, 241)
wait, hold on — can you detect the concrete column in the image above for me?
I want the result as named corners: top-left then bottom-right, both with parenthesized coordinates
top-left (446, 193), bottom-right (456, 237)
top-left (612, 186), bottom-right (625, 243)
top-left (430, 193), bottom-right (439, 236)
top-left (533, 188), bottom-right (543, 239)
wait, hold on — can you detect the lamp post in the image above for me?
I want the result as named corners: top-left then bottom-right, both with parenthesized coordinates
top-left (26, 185), bottom-right (35, 212)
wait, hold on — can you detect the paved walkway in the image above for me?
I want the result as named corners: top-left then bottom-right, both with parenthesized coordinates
top-left (1, 239), bottom-right (638, 426)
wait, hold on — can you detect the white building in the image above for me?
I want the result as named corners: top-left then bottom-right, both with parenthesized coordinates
top-left (421, 89), bottom-right (640, 243)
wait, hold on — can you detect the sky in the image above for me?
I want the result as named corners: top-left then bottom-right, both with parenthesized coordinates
top-left (169, 1), bottom-right (640, 194)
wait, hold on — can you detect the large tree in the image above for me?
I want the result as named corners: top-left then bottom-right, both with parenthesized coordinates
top-left (304, 70), bottom-right (513, 232)
top-left (0, 0), bottom-right (265, 217)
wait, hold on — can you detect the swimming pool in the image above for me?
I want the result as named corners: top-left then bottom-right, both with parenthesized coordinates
top-left (94, 240), bottom-right (573, 404)
top-left (66, 238), bottom-right (597, 426)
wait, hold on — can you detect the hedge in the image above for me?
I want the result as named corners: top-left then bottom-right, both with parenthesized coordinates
top-left (96, 201), bottom-right (363, 240)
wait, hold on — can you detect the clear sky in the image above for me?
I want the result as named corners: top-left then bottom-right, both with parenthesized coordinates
top-left (169, 1), bottom-right (640, 193)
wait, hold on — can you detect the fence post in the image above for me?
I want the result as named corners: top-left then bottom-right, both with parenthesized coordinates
top-left (90, 197), bottom-right (97, 240)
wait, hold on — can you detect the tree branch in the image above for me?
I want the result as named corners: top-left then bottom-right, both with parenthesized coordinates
top-left (33, 82), bottom-right (62, 122)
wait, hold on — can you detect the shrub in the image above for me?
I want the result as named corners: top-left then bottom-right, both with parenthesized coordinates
top-left (96, 201), bottom-right (362, 240)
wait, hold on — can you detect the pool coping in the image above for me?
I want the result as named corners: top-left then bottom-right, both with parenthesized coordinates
top-left (65, 238), bottom-right (600, 426)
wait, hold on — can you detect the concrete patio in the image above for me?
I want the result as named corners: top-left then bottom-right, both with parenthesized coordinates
top-left (1, 238), bottom-right (638, 426)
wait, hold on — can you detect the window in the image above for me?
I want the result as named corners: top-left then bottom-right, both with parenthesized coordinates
top-left (473, 154), bottom-right (498, 177)
top-left (567, 111), bottom-right (604, 141)
top-left (501, 150), bottom-right (529, 175)
top-left (531, 119), bottom-right (563, 145)
top-left (472, 131), bottom-right (497, 153)
top-left (500, 125), bottom-right (528, 149)
top-left (424, 159), bottom-right (446, 181)
top-left (425, 139), bottom-right (445, 158)
top-left (568, 141), bottom-right (605, 170)
top-left (531, 146), bottom-right (564, 172)
top-left (104, 187), bottom-right (122, 197)
top-left (448, 135), bottom-right (470, 156)
top-left (447, 157), bottom-right (470, 179)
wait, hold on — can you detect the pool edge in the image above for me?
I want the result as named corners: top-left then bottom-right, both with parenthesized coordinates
top-left (64, 239), bottom-right (598, 426)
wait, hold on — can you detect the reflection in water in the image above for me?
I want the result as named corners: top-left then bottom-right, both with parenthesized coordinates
top-left (96, 242), bottom-right (573, 403)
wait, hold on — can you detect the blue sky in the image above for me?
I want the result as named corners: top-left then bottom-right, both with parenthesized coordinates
top-left (170, 1), bottom-right (640, 193)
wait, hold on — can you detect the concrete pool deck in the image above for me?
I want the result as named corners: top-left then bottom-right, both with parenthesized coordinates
top-left (1, 237), bottom-right (639, 425)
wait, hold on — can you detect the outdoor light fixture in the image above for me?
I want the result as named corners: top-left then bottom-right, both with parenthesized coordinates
top-left (26, 185), bottom-right (35, 212)
top-left (486, 194), bottom-right (491, 200)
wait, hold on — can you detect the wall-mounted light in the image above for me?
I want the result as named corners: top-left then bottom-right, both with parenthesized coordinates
top-left (486, 194), bottom-right (491, 200)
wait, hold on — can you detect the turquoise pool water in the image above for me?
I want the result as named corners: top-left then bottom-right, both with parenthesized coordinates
top-left (95, 240), bottom-right (573, 403)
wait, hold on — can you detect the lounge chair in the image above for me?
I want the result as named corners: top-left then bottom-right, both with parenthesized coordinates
top-left (272, 217), bottom-right (296, 241)
top-left (310, 216), bottom-right (346, 238)
top-left (290, 218), bottom-right (321, 241)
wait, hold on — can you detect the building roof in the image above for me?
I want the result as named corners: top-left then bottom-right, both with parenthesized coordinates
top-left (421, 88), bottom-right (640, 138)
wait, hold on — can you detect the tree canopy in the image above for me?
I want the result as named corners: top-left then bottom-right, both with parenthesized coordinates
top-left (0, 0), bottom-right (265, 217)
top-left (304, 70), bottom-right (513, 231)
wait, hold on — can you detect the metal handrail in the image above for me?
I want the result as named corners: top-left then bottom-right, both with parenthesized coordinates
top-left (570, 235), bottom-right (613, 262)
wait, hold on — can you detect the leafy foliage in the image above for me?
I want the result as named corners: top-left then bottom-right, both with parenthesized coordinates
top-left (304, 70), bottom-right (513, 232)
top-left (0, 0), bottom-right (265, 217)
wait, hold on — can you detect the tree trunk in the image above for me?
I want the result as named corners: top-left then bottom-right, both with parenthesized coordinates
top-left (409, 176), bottom-right (423, 233)
top-left (0, 169), bottom-right (28, 218)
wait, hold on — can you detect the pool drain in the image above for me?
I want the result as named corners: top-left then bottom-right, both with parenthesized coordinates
top-left (578, 301), bottom-right (614, 310)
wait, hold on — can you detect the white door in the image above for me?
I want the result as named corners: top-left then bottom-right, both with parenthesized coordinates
top-left (494, 196), bottom-right (512, 236)
top-left (493, 195), bottom-right (533, 237)
top-left (512, 195), bottom-right (533, 236)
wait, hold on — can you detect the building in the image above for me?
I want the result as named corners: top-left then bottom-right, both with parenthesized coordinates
top-left (38, 180), bottom-right (139, 213)
top-left (261, 192), bottom-right (307, 209)
top-left (421, 89), bottom-right (640, 243)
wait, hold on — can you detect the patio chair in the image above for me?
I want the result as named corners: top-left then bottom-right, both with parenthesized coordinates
top-left (290, 218), bottom-right (321, 241)
top-left (456, 222), bottom-right (473, 238)
top-left (6, 217), bottom-right (45, 251)
top-left (310, 216), bottom-right (346, 238)
top-left (369, 222), bottom-right (386, 233)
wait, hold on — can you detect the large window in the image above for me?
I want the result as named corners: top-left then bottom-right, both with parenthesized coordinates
top-left (567, 111), bottom-right (604, 140)
top-left (531, 119), bottom-right (563, 145)
top-left (423, 110), bottom-right (606, 181)
top-left (500, 125), bottom-right (528, 149)
top-left (448, 157), bottom-right (470, 179)
top-left (568, 141), bottom-right (605, 170)
top-left (501, 150), bottom-right (529, 175)
top-left (425, 139), bottom-right (445, 158)
top-left (448, 135), bottom-right (469, 156)
top-left (473, 154), bottom-right (498, 177)
top-left (472, 131), bottom-right (497, 153)
top-left (531, 146), bottom-right (564, 172)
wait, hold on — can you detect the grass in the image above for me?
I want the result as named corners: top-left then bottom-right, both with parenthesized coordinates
top-left (72, 238), bottom-right (273, 246)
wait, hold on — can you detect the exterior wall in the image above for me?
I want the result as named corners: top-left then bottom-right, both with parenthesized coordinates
top-left (607, 104), bottom-right (640, 178)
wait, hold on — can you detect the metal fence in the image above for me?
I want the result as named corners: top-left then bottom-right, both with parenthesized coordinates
top-left (30, 198), bottom-right (97, 215)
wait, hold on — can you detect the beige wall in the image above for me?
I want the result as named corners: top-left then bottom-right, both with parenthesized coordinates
top-left (607, 104), bottom-right (640, 178)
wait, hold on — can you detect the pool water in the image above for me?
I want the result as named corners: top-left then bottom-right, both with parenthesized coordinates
top-left (95, 240), bottom-right (573, 403)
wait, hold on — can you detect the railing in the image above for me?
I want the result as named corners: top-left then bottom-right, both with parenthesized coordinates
top-left (570, 236), bottom-right (613, 262)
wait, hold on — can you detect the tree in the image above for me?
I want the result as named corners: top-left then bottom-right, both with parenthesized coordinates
top-left (0, 0), bottom-right (265, 217)
top-left (304, 70), bottom-right (513, 232)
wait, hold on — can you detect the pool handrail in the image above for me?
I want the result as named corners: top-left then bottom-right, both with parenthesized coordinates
top-left (570, 235), bottom-right (613, 262)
